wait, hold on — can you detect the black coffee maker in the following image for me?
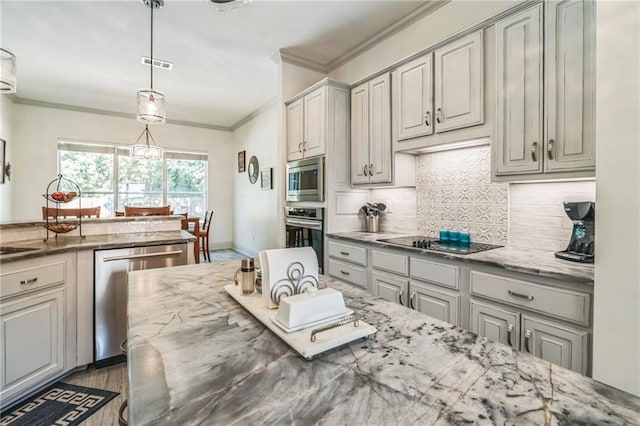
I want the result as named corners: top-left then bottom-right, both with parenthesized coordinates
top-left (555, 201), bottom-right (595, 263)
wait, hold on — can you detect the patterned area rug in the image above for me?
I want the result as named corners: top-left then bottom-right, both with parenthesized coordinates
top-left (0, 382), bottom-right (118, 426)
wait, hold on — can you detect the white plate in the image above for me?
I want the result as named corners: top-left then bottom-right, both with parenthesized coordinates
top-left (270, 309), bottom-right (354, 333)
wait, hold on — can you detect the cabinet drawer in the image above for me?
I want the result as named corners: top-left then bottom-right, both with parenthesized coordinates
top-left (470, 271), bottom-right (590, 326)
top-left (410, 257), bottom-right (459, 289)
top-left (1, 259), bottom-right (66, 300)
top-left (371, 250), bottom-right (409, 276)
top-left (328, 241), bottom-right (367, 266)
top-left (328, 259), bottom-right (367, 289)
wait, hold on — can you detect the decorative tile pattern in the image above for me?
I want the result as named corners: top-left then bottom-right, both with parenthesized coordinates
top-left (416, 146), bottom-right (508, 245)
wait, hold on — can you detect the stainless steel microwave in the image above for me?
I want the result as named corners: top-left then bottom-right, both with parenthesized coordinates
top-left (286, 157), bottom-right (324, 202)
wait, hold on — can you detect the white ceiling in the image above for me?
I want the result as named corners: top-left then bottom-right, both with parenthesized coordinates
top-left (2, 0), bottom-right (428, 128)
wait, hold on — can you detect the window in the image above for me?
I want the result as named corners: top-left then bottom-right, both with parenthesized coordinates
top-left (58, 141), bottom-right (207, 217)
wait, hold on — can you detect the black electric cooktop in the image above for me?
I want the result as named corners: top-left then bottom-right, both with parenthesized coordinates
top-left (378, 236), bottom-right (502, 255)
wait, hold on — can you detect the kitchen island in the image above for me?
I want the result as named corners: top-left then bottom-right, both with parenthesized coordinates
top-left (127, 261), bottom-right (639, 425)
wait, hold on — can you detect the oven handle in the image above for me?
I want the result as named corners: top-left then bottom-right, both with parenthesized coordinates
top-left (285, 218), bottom-right (323, 231)
top-left (102, 250), bottom-right (184, 262)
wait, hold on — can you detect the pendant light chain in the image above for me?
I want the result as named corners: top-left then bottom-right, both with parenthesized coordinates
top-left (150, 2), bottom-right (154, 90)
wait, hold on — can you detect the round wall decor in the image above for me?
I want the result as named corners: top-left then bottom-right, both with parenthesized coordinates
top-left (248, 155), bottom-right (259, 184)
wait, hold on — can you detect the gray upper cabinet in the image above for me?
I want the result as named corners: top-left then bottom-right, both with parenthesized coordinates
top-left (394, 54), bottom-right (434, 141)
top-left (351, 73), bottom-right (392, 185)
top-left (495, 1), bottom-right (595, 177)
top-left (434, 31), bottom-right (484, 133)
top-left (495, 5), bottom-right (544, 175)
top-left (545, 0), bottom-right (595, 172)
top-left (286, 85), bottom-right (327, 161)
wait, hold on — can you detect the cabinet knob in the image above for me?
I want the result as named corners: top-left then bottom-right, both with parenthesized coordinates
top-left (425, 111), bottom-right (431, 126)
top-left (507, 324), bottom-right (514, 347)
top-left (398, 289), bottom-right (404, 306)
top-left (531, 142), bottom-right (538, 162)
top-left (524, 329), bottom-right (532, 353)
top-left (369, 164), bottom-right (373, 176)
top-left (547, 139), bottom-right (555, 160)
top-left (436, 108), bottom-right (442, 123)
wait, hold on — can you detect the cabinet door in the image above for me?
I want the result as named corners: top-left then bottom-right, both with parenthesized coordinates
top-left (434, 31), bottom-right (484, 133)
top-left (372, 271), bottom-right (409, 307)
top-left (286, 98), bottom-right (304, 161)
top-left (522, 315), bottom-right (588, 374)
top-left (0, 288), bottom-right (65, 401)
top-left (303, 87), bottom-right (326, 158)
top-left (395, 54), bottom-right (433, 140)
top-left (470, 300), bottom-right (520, 349)
top-left (409, 280), bottom-right (460, 326)
top-left (495, 5), bottom-right (543, 175)
top-left (545, 0), bottom-right (595, 172)
top-left (351, 82), bottom-right (370, 185)
top-left (368, 73), bottom-right (392, 184)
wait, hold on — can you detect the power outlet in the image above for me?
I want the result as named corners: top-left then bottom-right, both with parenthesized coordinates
top-left (385, 200), bottom-right (393, 213)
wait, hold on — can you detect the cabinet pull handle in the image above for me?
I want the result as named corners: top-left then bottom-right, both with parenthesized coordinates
top-left (436, 107), bottom-right (442, 123)
top-left (524, 329), bottom-right (532, 353)
top-left (398, 289), bottom-right (404, 306)
top-left (369, 164), bottom-right (373, 176)
top-left (507, 324), bottom-right (513, 347)
top-left (547, 139), bottom-right (554, 160)
top-left (340, 270), bottom-right (350, 275)
top-left (363, 164), bottom-right (368, 176)
top-left (20, 277), bottom-right (38, 285)
top-left (303, 141), bottom-right (307, 153)
top-left (508, 290), bottom-right (534, 301)
top-left (410, 292), bottom-right (416, 309)
top-left (339, 251), bottom-right (350, 256)
top-left (531, 142), bottom-right (538, 162)
top-left (298, 143), bottom-right (302, 153)
top-left (425, 111), bottom-right (431, 126)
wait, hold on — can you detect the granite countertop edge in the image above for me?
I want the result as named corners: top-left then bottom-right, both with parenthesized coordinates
top-left (0, 231), bottom-right (195, 264)
top-left (327, 231), bottom-right (594, 284)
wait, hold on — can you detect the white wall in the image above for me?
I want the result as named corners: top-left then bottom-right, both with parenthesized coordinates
top-left (232, 102), bottom-right (280, 256)
top-left (10, 104), bottom-right (234, 248)
top-left (592, 0), bottom-right (640, 396)
top-left (328, 0), bottom-right (512, 84)
top-left (0, 96), bottom-right (13, 222)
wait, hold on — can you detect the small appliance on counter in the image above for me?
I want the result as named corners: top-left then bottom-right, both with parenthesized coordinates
top-left (555, 201), bottom-right (595, 263)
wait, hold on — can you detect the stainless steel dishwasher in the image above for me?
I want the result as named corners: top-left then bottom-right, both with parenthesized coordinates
top-left (94, 243), bottom-right (188, 367)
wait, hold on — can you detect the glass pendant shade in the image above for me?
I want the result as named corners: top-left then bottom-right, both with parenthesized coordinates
top-left (210, 0), bottom-right (253, 12)
top-left (130, 125), bottom-right (164, 160)
top-left (0, 48), bottom-right (17, 93)
top-left (137, 89), bottom-right (166, 123)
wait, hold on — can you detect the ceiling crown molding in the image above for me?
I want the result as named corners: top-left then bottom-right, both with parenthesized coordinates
top-left (271, 50), bottom-right (327, 74)
top-left (10, 96), bottom-right (232, 131)
top-left (325, 0), bottom-right (451, 72)
top-left (231, 97), bottom-right (277, 131)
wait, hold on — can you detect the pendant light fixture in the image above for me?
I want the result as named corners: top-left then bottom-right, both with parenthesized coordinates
top-left (130, 124), bottom-right (164, 159)
top-left (137, 0), bottom-right (165, 123)
top-left (209, 0), bottom-right (253, 12)
top-left (0, 48), bottom-right (17, 93)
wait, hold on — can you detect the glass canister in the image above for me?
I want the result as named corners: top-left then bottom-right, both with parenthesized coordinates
top-left (235, 257), bottom-right (255, 295)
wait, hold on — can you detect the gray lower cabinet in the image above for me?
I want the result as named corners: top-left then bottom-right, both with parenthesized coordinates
top-left (410, 280), bottom-right (460, 326)
top-left (372, 271), bottom-right (408, 306)
top-left (470, 299), bottom-right (588, 374)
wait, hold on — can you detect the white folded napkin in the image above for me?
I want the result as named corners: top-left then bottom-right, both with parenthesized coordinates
top-left (259, 247), bottom-right (319, 309)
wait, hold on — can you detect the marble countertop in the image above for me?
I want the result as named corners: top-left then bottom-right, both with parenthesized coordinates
top-left (127, 261), bottom-right (637, 425)
top-left (0, 215), bottom-right (183, 229)
top-left (328, 232), bottom-right (594, 283)
top-left (0, 231), bottom-right (195, 264)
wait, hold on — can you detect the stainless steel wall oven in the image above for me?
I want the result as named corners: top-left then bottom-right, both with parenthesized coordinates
top-left (285, 207), bottom-right (324, 272)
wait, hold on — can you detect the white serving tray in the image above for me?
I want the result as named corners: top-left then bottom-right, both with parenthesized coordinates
top-left (224, 285), bottom-right (376, 360)
top-left (270, 309), bottom-right (354, 333)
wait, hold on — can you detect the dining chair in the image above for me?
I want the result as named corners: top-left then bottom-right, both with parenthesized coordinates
top-left (199, 210), bottom-right (214, 262)
top-left (42, 206), bottom-right (101, 219)
top-left (124, 205), bottom-right (171, 216)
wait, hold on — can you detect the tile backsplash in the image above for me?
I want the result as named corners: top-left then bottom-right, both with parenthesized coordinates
top-left (509, 180), bottom-right (596, 251)
top-left (416, 145), bottom-right (508, 244)
top-left (370, 187), bottom-right (417, 234)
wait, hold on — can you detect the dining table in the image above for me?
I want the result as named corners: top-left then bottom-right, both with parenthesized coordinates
top-left (181, 216), bottom-right (200, 264)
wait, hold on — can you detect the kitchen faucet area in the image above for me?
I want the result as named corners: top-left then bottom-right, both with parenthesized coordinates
top-left (1, 0), bottom-right (639, 425)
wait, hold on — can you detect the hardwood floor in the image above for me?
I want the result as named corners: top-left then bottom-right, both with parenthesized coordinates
top-left (60, 250), bottom-right (246, 425)
top-left (63, 363), bottom-right (127, 425)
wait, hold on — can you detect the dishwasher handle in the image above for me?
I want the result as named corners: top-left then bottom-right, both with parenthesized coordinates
top-left (102, 250), bottom-right (184, 262)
